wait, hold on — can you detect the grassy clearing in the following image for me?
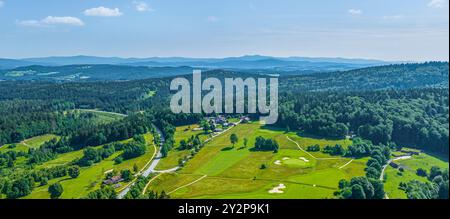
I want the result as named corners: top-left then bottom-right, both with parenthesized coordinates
top-left (142, 90), bottom-right (157, 100)
top-left (0, 134), bottom-right (59, 153)
top-left (23, 134), bottom-right (60, 148)
top-left (75, 109), bottom-right (126, 124)
top-left (25, 133), bottom-right (155, 199)
top-left (0, 143), bottom-right (29, 153)
top-left (384, 151), bottom-right (449, 199)
top-left (37, 150), bottom-right (85, 169)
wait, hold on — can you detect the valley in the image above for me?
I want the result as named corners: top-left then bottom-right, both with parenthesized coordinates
top-left (0, 62), bottom-right (448, 200)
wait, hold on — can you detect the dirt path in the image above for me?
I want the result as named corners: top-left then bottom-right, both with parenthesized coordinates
top-left (286, 136), bottom-right (317, 159)
top-left (78, 109), bottom-right (128, 118)
top-left (286, 136), bottom-right (345, 161)
top-left (338, 159), bottom-right (354, 169)
top-left (154, 166), bottom-right (180, 173)
top-left (167, 175), bottom-right (208, 195)
top-left (117, 141), bottom-right (158, 199)
top-left (21, 141), bottom-right (32, 148)
top-left (142, 173), bottom-right (163, 195)
top-left (204, 120), bottom-right (242, 143)
top-left (117, 124), bottom-right (165, 199)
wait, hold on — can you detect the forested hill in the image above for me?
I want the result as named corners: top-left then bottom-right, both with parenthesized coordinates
top-left (0, 62), bottom-right (447, 87)
top-left (0, 65), bottom-right (195, 81)
top-left (276, 88), bottom-right (449, 155)
top-left (0, 62), bottom-right (448, 108)
top-left (280, 62), bottom-right (448, 92)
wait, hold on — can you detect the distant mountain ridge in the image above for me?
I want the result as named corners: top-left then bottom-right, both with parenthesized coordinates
top-left (0, 65), bottom-right (197, 81)
top-left (0, 58), bottom-right (42, 70)
top-left (0, 55), bottom-right (394, 71)
top-left (0, 62), bottom-right (447, 87)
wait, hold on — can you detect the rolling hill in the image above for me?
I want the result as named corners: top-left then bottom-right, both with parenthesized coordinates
top-left (0, 55), bottom-right (392, 73)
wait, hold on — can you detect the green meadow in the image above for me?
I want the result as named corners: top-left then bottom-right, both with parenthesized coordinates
top-left (24, 133), bottom-right (155, 199)
top-left (145, 122), bottom-right (366, 199)
top-left (8, 122), bottom-right (448, 200)
top-left (384, 150), bottom-right (449, 199)
top-left (155, 124), bottom-right (208, 171)
top-left (74, 109), bottom-right (126, 124)
top-left (0, 134), bottom-right (59, 153)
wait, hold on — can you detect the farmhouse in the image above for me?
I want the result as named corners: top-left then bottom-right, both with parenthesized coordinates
top-left (241, 116), bottom-right (251, 123)
top-left (222, 122), bottom-right (232, 128)
top-left (215, 115), bottom-right (227, 124)
top-left (389, 162), bottom-right (399, 168)
top-left (103, 175), bottom-right (123, 185)
top-left (401, 150), bottom-right (421, 155)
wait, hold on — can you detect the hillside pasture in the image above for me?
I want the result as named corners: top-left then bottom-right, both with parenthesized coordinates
top-left (24, 133), bottom-right (155, 199)
top-left (384, 151), bottom-right (449, 199)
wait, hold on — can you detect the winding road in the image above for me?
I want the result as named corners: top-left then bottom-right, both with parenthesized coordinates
top-left (379, 155), bottom-right (412, 199)
top-left (117, 124), bottom-right (165, 199)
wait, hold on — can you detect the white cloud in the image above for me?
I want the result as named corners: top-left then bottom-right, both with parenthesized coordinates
top-left (206, 16), bottom-right (219, 23)
top-left (84, 6), bottom-right (123, 17)
top-left (348, 9), bottom-right (363, 15)
top-left (428, 0), bottom-right (447, 8)
top-left (18, 16), bottom-right (84, 27)
top-left (133, 1), bottom-right (154, 12)
top-left (42, 16), bottom-right (85, 26)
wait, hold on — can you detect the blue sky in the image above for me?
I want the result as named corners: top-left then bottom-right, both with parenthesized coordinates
top-left (0, 0), bottom-right (448, 61)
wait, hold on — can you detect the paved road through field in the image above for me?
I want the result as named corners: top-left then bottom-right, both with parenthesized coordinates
top-left (379, 155), bottom-right (412, 199)
top-left (117, 124), bottom-right (165, 199)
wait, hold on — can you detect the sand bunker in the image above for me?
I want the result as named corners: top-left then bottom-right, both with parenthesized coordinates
top-left (274, 160), bottom-right (282, 165)
top-left (282, 157), bottom-right (290, 160)
top-left (269, 184), bottom-right (286, 194)
top-left (299, 157), bottom-right (310, 162)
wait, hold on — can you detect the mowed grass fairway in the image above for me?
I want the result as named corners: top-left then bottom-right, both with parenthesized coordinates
top-left (146, 122), bottom-right (364, 199)
top-left (24, 133), bottom-right (156, 199)
top-left (155, 124), bottom-right (208, 171)
top-left (384, 151), bottom-right (449, 199)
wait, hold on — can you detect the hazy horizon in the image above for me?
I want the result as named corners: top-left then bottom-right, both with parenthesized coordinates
top-left (0, 0), bottom-right (448, 61)
top-left (0, 54), bottom-right (410, 62)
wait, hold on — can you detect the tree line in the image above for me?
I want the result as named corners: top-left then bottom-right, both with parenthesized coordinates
top-left (276, 88), bottom-right (449, 155)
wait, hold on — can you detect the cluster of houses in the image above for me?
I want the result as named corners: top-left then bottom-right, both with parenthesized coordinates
top-left (192, 115), bottom-right (251, 133)
top-left (208, 115), bottom-right (233, 132)
top-left (200, 115), bottom-right (251, 133)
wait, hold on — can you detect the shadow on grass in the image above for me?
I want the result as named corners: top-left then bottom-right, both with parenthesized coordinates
top-left (221, 146), bottom-right (234, 151)
top-left (260, 125), bottom-right (347, 141)
top-left (248, 147), bottom-right (277, 153)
